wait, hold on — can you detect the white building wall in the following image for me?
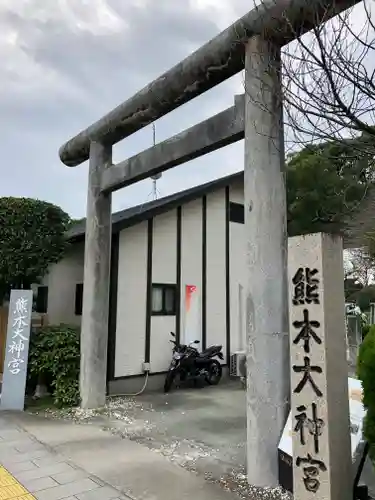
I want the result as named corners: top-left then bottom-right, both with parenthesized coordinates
top-left (115, 221), bottom-right (148, 377)
top-left (180, 199), bottom-right (203, 346)
top-left (229, 181), bottom-right (246, 353)
top-left (206, 189), bottom-right (227, 359)
top-left (40, 177), bottom-right (247, 386)
top-left (150, 210), bottom-right (177, 373)
top-left (230, 223), bottom-right (246, 353)
top-left (41, 242), bottom-right (84, 326)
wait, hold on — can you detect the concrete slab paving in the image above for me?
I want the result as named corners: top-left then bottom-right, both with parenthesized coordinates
top-left (98, 380), bottom-right (375, 497)
top-left (0, 415), bottom-right (129, 500)
top-left (32, 380), bottom-right (375, 498)
top-left (2, 381), bottom-right (372, 499)
top-left (8, 411), bottom-right (240, 500)
top-left (15, 463), bottom-right (76, 483)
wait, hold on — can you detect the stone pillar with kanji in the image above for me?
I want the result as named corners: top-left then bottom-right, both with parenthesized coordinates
top-left (289, 233), bottom-right (352, 500)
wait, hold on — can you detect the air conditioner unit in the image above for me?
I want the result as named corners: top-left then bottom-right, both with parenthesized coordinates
top-left (230, 351), bottom-right (246, 377)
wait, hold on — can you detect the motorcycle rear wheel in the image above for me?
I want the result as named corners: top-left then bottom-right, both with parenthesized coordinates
top-left (164, 372), bottom-right (176, 393)
top-left (206, 360), bottom-right (222, 385)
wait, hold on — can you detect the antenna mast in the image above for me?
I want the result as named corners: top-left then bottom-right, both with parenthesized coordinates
top-left (150, 123), bottom-right (162, 200)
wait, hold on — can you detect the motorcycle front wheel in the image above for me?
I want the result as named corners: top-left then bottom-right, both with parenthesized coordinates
top-left (164, 371), bottom-right (176, 393)
top-left (206, 360), bottom-right (222, 385)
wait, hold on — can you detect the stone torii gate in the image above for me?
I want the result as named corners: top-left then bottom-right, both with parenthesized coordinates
top-left (59, 0), bottom-right (358, 488)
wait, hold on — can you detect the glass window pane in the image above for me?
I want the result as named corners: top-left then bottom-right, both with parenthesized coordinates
top-left (164, 287), bottom-right (175, 314)
top-left (36, 286), bottom-right (48, 314)
top-left (152, 287), bottom-right (163, 312)
top-left (75, 283), bottom-right (83, 316)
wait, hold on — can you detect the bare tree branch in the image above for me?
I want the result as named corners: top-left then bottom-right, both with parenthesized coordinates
top-left (346, 246), bottom-right (375, 286)
top-left (278, 1), bottom-right (375, 152)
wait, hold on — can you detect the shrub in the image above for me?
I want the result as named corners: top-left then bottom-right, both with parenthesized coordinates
top-left (362, 324), bottom-right (371, 341)
top-left (357, 325), bottom-right (375, 459)
top-left (355, 286), bottom-right (375, 312)
top-left (28, 324), bottom-right (80, 408)
top-left (0, 197), bottom-right (70, 303)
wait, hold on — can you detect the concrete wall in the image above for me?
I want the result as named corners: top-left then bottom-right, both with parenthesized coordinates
top-left (41, 242), bottom-right (84, 326)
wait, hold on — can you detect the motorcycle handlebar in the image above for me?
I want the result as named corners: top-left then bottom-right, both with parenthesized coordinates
top-left (169, 339), bottom-right (199, 352)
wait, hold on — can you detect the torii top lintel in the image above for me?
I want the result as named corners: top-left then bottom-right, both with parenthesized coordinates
top-left (59, 0), bottom-right (358, 167)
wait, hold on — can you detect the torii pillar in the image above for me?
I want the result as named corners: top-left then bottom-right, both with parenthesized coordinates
top-left (80, 142), bottom-right (112, 409)
top-left (244, 36), bottom-right (290, 487)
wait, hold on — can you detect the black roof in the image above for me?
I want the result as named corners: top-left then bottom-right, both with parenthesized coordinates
top-left (68, 170), bottom-right (243, 241)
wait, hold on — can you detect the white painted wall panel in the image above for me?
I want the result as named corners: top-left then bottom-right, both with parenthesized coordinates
top-left (228, 178), bottom-right (246, 353)
top-left (230, 222), bottom-right (246, 353)
top-left (180, 199), bottom-right (203, 346)
top-left (151, 210), bottom-right (177, 283)
top-left (150, 210), bottom-right (177, 373)
top-left (206, 189), bottom-right (227, 359)
top-left (41, 242), bottom-right (84, 326)
top-left (115, 222), bottom-right (148, 377)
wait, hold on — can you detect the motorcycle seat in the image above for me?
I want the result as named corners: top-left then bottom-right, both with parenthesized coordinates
top-left (199, 344), bottom-right (222, 358)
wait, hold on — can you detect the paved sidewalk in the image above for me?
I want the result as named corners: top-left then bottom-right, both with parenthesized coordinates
top-left (0, 415), bottom-right (128, 500)
top-left (1, 411), bottom-right (239, 500)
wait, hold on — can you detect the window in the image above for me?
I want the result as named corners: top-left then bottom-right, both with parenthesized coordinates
top-left (35, 286), bottom-right (48, 313)
top-left (229, 202), bottom-right (244, 224)
top-left (151, 284), bottom-right (177, 316)
top-left (75, 283), bottom-right (83, 316)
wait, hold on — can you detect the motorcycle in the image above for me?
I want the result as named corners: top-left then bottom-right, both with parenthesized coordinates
top-left (164, 332), bottom-right (224, 392)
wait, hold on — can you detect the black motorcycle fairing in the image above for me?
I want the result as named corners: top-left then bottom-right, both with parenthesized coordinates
top-left (199, 344), bottom-right (223, 358)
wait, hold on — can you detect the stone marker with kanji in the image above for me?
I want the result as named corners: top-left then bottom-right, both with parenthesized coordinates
top-left (289, 233), bottom-right (352, 500)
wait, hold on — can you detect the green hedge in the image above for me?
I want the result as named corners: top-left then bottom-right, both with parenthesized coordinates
top-left (357, 325), bottom-right (375, 459)
top-left (362, 324), bottom-right (371, 341)
top-left (28, 324), bottom-right (80, 408)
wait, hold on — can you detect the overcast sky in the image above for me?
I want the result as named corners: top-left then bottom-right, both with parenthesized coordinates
top-left (0, 0), bottom-right (256, 218)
